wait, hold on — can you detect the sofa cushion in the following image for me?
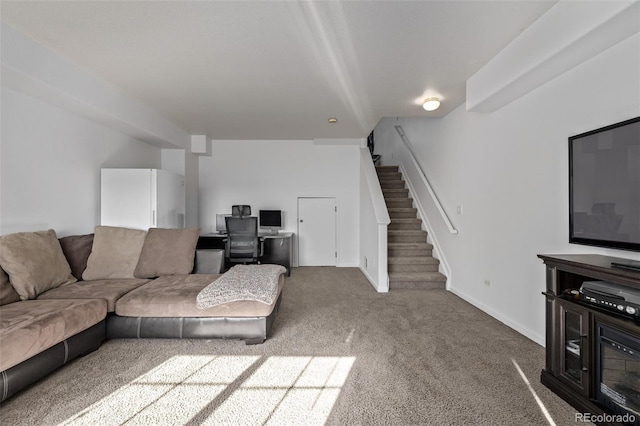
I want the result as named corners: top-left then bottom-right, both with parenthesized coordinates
top-left (37, 278), bottom-right (151, 312)
top-left (0, 230), bottom-right (77, 300)
top-left (0, 266), bottom-right (20, 306)
top-left (115, 274), bottom-right (283, 318)
top-left (82, 226), bottom-right (146, 280)
top-left (134, 228), bottom-right (200, 278)
top-left (59, 233), bottom-right (94, 280)
top-left (0, 299), bottom-right (107, 371)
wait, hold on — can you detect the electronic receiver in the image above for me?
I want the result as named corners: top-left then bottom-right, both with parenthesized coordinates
top-left (579, 280), bottom-right (640, 319)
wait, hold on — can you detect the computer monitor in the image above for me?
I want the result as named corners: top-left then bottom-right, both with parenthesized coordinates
top-left (215, 214), bottom-right (231, 233)
top-left (232, 205), bottom-right (251, 218)
top-left (259, 210), bottom-right (282, 234)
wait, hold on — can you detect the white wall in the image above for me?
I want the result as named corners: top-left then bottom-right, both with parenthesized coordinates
top-left (1, 88), bottom-right (161, 236)
top-left (359, 147), bottom-right (390, 292)
top-left (0, 23), bottom-right (200, 236)
top-left (160, 149), bottom-right (200, 229)
top-left (199, 140), bottom-right (360, 266)
top-left (375, 33), bottom-right (640, 345)
top-left (2, 23), bottom-right (189, 150)
top-left (184, 152), bottom-right (200, 229)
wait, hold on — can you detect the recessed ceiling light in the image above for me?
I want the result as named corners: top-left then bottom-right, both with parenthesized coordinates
top-left (423, 97), bottom-right (440, 111)
top-left (328, 117), bottom-right (338, 123)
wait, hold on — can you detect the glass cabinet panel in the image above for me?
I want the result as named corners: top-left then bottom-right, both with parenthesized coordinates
top-left (563, 309), bottom-right (583, 382)
top-left (558, 300), bottom-right (590, 396)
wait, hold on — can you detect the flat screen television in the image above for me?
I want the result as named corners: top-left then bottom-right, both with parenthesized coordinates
top-left (259, 210), bottom-right (282, 234)
top-left (569, 117), bottom-right (640, 252)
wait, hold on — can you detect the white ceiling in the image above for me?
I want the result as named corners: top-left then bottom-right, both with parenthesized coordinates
top-left (1, 1), bottom-right (557, 140)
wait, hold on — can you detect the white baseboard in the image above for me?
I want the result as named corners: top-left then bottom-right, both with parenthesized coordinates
top-left (337, 262), bottom-right (359, 267)
top-left (359, 265), bottom-right (386, 292)
top-left (448, 286), bottom-right (544, 347)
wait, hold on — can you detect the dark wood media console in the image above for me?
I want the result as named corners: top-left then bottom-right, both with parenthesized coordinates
top-left (538, 254), bottom-right (640, 426)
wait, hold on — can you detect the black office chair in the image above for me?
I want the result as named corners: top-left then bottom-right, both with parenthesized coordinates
top-left (231, 205), bottom-right (251, 218)
top-left (224, 216), bottom-right (263, 266)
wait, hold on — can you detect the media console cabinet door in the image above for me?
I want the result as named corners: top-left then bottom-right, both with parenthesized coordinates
top-left (556, 299), bottom-right (591, 397)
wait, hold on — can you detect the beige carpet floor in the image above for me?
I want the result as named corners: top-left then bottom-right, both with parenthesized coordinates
top-left (0, 267), bottom-right (584, 425)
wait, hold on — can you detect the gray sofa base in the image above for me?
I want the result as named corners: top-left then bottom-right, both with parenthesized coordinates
top-left (106, 292), bottom-right (282, 345)
top-left (1, 320), bottom-right (105, 402)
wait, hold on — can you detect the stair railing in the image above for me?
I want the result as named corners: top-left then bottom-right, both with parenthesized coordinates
top-left (360, 147), bottom-right (390, 292)
top-left (394, 125), bottom-right (458, 234)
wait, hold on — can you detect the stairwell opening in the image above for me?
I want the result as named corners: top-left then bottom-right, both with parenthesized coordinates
top-left (376, 165), bottom-right (447, 290)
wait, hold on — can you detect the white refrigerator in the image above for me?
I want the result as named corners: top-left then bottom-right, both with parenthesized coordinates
top-left (101, 168), bottom-right (185, 230)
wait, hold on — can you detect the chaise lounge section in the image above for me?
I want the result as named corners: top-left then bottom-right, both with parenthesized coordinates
top-left (108, 273), bottom-right (283, 344)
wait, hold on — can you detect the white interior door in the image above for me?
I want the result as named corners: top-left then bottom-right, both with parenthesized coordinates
top-left (298, 197), bottom-right (336, 266)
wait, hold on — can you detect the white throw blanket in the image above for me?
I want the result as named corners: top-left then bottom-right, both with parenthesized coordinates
top-left (196, 264), bottom-right (286, 308)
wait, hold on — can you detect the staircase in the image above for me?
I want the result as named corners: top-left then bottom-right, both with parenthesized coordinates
top-left (376, 165), bottom-right (447, 290)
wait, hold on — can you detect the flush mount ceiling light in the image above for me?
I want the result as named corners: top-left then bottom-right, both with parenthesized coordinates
top-left (328, 117), bottom-right (337, 123)
top-left (423, 97), bottom-right (440, 111)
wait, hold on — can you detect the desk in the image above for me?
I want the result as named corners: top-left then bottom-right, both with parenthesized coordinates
top-left (198, 232), bottom-right (293, 276)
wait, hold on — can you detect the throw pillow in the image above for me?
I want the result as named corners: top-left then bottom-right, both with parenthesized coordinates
top-left (82, 226), bottom-right (147, 280)
top-left (0, 229), bottom-right (77, 300)
top-left (59, 233), bottom-right (94, 280)
top-left (134, 227), bottom-right (200, 278)
top-left (0, 266), bottom-right (20, 305)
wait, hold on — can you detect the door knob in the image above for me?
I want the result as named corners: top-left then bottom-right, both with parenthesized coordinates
top-left (299, 220), bottom-right (304, 223)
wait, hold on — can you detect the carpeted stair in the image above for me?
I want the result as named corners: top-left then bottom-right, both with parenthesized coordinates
top-left (377, 165), bottom-right (447, 290)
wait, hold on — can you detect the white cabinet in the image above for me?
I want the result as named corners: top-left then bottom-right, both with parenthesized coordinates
top-left (101, 168), bottom-right (185, 230)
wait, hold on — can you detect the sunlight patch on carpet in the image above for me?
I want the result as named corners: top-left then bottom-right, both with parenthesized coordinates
top-left (59, 355), bottom-right (355, 426)
top-left (511, 358), bottom-right (557, 426)
top-left (205, 356), bottom-right (356, 425)
top-left (60, 355), bottom-right (259, 426)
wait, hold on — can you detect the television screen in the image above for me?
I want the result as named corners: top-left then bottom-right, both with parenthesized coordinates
top-left (569, 117), bottom-right (640, 252)
top-left (259, 210), bottom-right (282, 228)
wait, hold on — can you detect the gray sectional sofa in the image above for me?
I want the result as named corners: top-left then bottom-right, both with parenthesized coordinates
top-left (0, 227), bottom-right (285, 402)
